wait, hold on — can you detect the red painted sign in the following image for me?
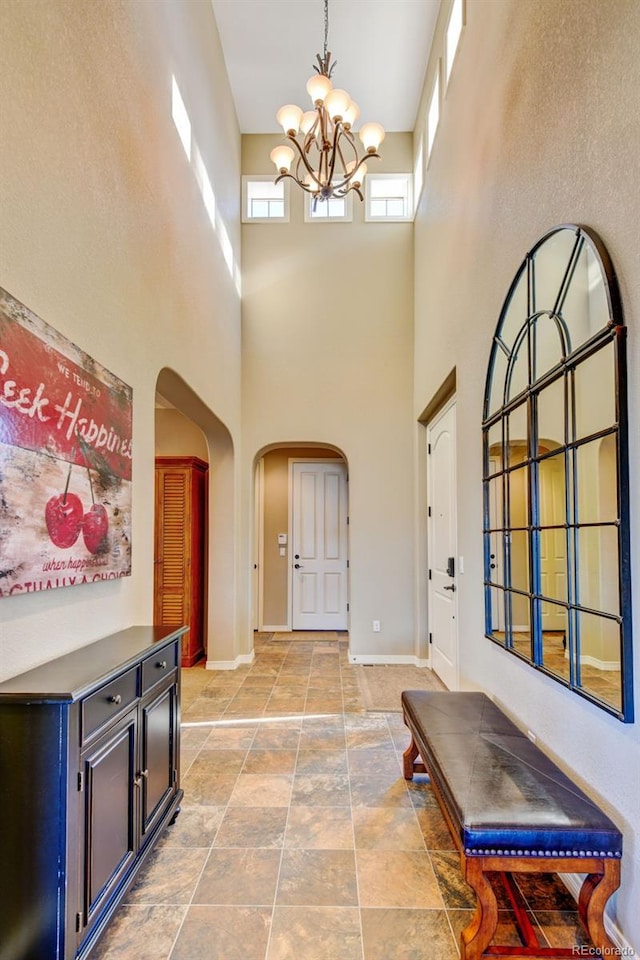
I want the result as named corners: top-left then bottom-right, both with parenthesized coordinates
top-left (0, 288), bottom-right (132, 597)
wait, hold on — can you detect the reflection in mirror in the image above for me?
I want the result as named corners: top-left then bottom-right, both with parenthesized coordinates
top-left (487, 476), bottom-right (502, 531)
top-left (487, 346), bottom-right (509, 418)
top-left (577, 610), bottom-right (622, 712)
top-left (487, 421), bottom-right (503, 474)
top-left (578, 526), bottom-right (619, 616)
top-left (536, 376), bottom-right (565, 453)
top-left (483, 225), bottom-right (632, 721)
top-left (541, 603), bottom-right (570, 682)
top-left (488, 531), bottom-right (504, 586)
top-left (539, 528), bottom-right (567, 602)
top-left (487, 586), bottom-right (506, 645)
top-left (532, 228), bottom-right (580, 314)
top-left (509, 530), bottom-right (529, 593)
top-left (507, 403), bottom-right (528, 464)
top-left (576, 436), bottom-right (618, 524)
top-left (508, 466), bottom-right (528, 529)
top-left (500, 268), bottom-right (528, 351)
top-left (573, 343), bottom-right (616, 440)
top-left (510, 593), bottom-right (532, 660)
top-left (561, 238), bottom-right (610, 342)
top-left (533, 313), bottom-right (567, 383)
top-left (507, 334), bottom-right (529, 401)
top-left (538, 452), bottom-right (566, 529)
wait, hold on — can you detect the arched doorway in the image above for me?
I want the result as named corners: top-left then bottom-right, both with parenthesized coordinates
top-left (253, 443), bottom-right (349, 635)
top-left (154, 368), bottom-right (236, 667)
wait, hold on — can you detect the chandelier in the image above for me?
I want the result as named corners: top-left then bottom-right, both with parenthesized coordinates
top-left (270, 0), bottom-right (385, 204)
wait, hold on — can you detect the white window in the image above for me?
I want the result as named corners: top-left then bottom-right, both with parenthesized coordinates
top-left (427, 68), bottom-right (440, 160)
top-left (242, 177), bottom-right (289, 222)
top-left (171, 76), bottom-right (191, 160)
top-left (365, 174), bottom-right (413, 222)
top-left (446, 0), bottom-right (464, 88)
top-left (304, 193), bottom-right (352, 222)
top-left (413, 139), bottom-right (424, 215)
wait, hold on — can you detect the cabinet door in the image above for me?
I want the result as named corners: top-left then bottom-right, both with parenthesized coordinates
top-left (154, 457), bottom-right (208, 667)
top-left (80, 710), bottom-right (137, 933)
top-left (140, 678), bottom-right (179, 842)
top-left (154, 466), bottom-right (191, 632)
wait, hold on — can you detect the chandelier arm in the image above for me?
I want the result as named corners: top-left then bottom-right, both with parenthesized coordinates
top-left (326, 118), bottom-right (345, 189)
top-left (274, 171), bottom-right (317, 195)
top-left (286, 132), bottom-right (323, 188)
top-left (329, 152), bottom-right (379, 193)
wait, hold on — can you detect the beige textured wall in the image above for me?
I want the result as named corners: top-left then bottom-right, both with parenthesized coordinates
top-left (413, 0), bottom-right (640, 942)
top-left (0, 0), bottom-right (243, 676)
top-left (155, 408), bottom-right (209, 461)
top-left (242, 133), bottom-right (416, 660)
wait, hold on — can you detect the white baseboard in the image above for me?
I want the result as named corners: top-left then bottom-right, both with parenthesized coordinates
top-left (260, 624), bottom-right (289, 632)
top-left (349, 653), bottom-right (429, 666)
top-left (579, 654), bottom-right (621, 672)
top-left (560, 873), bottom-right (637, 958)
top-left (206, 651), bottom-right (255, 671)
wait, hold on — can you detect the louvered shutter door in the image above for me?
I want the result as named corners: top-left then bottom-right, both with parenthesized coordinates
top-left (155, 471), bottom-right (190, 627)
top-left (154, 457), bottom-right (207, 667)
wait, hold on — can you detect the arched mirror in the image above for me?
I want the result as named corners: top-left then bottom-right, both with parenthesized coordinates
top-left (482, 224), bottom-right (633, 721)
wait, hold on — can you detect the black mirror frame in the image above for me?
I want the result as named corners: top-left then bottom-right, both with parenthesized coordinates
top-left (482, 224), bottom-right (634, 722)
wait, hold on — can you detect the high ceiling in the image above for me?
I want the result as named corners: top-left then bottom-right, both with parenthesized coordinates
top-left (211, 0), bottom-right (440, 134)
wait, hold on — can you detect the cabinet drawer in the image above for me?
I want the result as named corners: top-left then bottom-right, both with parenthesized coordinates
top-left (141, 641), bottom-right (179, 694)
top-left (82, 668), bottom-right (139, 742)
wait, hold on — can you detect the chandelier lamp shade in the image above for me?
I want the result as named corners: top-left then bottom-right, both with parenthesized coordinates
top-left (270, 0), bottom-right (385, 203)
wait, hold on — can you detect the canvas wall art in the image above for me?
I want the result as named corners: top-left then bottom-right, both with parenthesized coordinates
top-left (0, 287), bottom-right (132, 597)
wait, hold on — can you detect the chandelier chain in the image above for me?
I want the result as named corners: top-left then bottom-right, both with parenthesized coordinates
top-left (324, 0), bottom-right (329, 60)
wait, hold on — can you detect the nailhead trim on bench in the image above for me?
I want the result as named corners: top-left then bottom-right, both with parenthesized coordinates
top-left (465, 848), bottom-right (622, 857)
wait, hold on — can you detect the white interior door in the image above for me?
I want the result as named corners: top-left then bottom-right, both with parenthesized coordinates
top-left (291, 460), bottom-right (348, 630)
top-left (427, 401), bottom-right (458, 689)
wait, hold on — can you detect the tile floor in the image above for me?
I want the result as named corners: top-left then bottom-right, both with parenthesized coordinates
top-left (92, 632), bottom-right (594, 960)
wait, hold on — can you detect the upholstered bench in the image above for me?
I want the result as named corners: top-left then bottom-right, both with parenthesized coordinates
top-left (401, 690), bottom-right (622, 960)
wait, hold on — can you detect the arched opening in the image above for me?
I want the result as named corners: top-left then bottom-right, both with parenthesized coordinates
top-left (252, 441), bottom-right (349, 638)
top-left (154, 368), bottom-right (236, 668)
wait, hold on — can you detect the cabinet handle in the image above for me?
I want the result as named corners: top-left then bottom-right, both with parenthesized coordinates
top-left (157, 660), bottom-right (167, 670)
top-left (109, 694), bottom-right (122, 705)
top-left (134, 769), bottom-right (149, 788)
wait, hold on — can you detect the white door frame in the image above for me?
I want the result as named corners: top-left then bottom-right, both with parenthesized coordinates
top-left (288, 457), bottom-right (349, 631)
top-left (253, 458), bottom-right (265, 631)
top-left (427, 397), bottom-right (459, 689)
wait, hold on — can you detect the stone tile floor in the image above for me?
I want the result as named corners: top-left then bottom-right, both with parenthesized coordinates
top-left (92, 633), bottom-right (593, 959)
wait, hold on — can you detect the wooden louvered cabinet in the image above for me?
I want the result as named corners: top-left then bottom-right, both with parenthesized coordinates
top-left (154, 457), bottom-right (208, 667)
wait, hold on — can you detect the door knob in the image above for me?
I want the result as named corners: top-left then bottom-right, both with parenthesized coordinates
top-left (443, 584), bottom-right (456, 592)
top-left (294, 563), bottom-right (304, 569)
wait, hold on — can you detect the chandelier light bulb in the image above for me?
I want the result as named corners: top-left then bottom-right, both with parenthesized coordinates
top-left (306, 73), bottom-right (333, 104)
top-left (276, 104), bottom-right (303, 135)
top-left (347, 159), bottom-right (367, 187)
top-left (359, 121), bottom-right (385, 153)
top-left (270, 144), bottom-right (295, 173)
top-left (324, 88), bottom-right (351, 121)
top-left (343, 100), bottom-right (360, 129)
top-left (300, 110), bottom-right (317, 135)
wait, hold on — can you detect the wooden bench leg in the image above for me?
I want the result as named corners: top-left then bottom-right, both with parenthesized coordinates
top-left (461, 857), bottom-right (498, 960)
top-left (402, 735), bottom-right (421, 779)
top-left (578, 859), bottom-right (620, 954)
